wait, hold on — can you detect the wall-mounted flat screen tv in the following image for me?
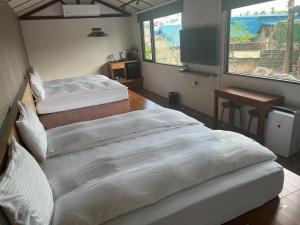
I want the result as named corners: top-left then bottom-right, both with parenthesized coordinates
top-left (180, 26), bottom-right (218, 65)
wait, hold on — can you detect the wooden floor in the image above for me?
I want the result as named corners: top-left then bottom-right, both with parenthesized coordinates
top-left (39, 90), bottom-right (161, 130)
top-left (225, 169), bottom-right (300, 225)
top-left (38, 90), bottom-right (300, 225)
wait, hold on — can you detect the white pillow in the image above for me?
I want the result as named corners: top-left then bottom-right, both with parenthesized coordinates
top-left (16, 102), bottom-right (48, 162)
top-left (30, 71), bottom-right (45, 102)
top-left (0, 138), bottom-right (53, 225)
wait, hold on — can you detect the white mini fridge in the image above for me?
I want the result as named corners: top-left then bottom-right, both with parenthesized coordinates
top-left (265, 106), bottom-right (300, 158)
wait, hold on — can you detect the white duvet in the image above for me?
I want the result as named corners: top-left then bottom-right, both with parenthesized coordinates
top-left (47, 108), bottom-right (200, 157)
top-left (36, 75), bottom-right (128, 114)
top-left (47, 108), bottom-right (277, 225)
top-left (44, 75), bottom-right (126, 100)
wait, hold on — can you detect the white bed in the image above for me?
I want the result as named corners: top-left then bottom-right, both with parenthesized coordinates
top-left (36, 75), bottom-right (128, 114)
top-left (38, 109), bottom-right (284, 225)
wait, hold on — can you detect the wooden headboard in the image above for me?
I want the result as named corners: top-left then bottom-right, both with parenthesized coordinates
top-left (0, 76), bottom-right (36, 174)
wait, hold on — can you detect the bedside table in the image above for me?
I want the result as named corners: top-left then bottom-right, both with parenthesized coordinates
top-left (107, 60), bottom-right (143, 90)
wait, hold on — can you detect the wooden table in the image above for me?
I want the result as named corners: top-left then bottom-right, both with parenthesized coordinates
top-left (214, 86), bottom-right (284, 143)
top-left (107, 60), bottom-right (143, 90)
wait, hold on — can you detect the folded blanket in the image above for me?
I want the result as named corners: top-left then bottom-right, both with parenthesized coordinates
top-left (46, 108), bottom-right (201, 157)
top-left (51, 130), bottom-right (276, 225)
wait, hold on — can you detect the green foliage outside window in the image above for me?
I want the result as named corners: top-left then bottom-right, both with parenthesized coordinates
top-left (145, 46), bottom-right (152, 60)
top-left (275, 22), bottom-right (300, 47)
top-left (230, 20), bottom-right (256, 43)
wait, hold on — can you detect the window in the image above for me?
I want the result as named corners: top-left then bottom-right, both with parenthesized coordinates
top-left (226, 0), bottom-right (300, 83)
top-left (141, 13), bottom-right (182, 66)
top-left (142, 21), bottom-right (153, 61)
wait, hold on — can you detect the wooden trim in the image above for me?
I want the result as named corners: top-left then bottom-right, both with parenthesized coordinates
top-left (120, 0), bottom-right (136, 9)
top-left (19, 0), bottom-right (131, 20)
top-left (0, 78), bottom-right (36, 175)
top-left (19, 0), bottom-right (60, 19)
top-left (16, 0), bottom-right (48, 14)
top-left (95, 0), bottom-right (131, 16)
top-left (116, 0), bottom-right (140, 11)
top-left (0, 75), bottom-right (29, 174)
top-left (20, 14), bottom-right (130, 20)
top-left (141, 0), bottom-right (153, 6)
top-left (13, 0), bottom-right (33, 9)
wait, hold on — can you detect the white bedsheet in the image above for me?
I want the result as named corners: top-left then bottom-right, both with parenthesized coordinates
top-left (43, 118), bottom-right (276, 225)
top-left (41, 125), bottom-right (283, 225)
top-left (36, 75), bottom-right (128, 114)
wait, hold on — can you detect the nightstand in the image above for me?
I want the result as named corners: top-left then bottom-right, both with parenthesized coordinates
top-left (107, 60), bottom-right (143, 90)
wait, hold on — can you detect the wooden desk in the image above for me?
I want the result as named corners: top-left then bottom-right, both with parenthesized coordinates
top-left (214, 86), bottom-right (284, 143)
top-left (107, 60), bottom-right (143, 90)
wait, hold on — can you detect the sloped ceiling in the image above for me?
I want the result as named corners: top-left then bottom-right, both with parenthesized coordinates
top-left (6, 0), bottom-right (170, 17)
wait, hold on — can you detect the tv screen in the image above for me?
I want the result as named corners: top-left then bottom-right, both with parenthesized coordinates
top-left (180, 27), bottom-right (218, 65)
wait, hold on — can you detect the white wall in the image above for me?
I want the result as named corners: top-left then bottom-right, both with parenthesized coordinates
top-left (0, 0), bottom-right (29, 126)
top-left (21, 17), bottom-right (135, 81)
top-left (134, 0), bottom-right (300, 121)
top-left (134, 0), bottom-right (222, 116)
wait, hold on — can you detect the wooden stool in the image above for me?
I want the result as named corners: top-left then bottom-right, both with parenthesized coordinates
top-left (220, 101), bottom-right (243, 130)
top-left (247, 108), bottom-right (259, 137)
top-left (247, 109), bottom-right (259, 134)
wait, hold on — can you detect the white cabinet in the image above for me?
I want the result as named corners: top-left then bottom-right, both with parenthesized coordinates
top-left (265, 108), bottom-right (300, 158)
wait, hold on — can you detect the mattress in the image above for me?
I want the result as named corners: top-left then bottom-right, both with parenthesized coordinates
top-left (36, 75), bottom-right (128, 114)
top-left (105, 161), bottom-right (283, 225)
top-left (41, 124), bottom-right (284, 225)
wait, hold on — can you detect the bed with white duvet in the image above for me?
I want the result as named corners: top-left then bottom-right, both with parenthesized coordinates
top-left (30, 73), bottom-right (128, 114)
top-left (40, 108), bottom-right (283, 225)
top-left (0, 107), bottom-right (284, 225)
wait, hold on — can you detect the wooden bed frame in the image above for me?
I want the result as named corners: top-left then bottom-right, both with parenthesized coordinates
top-left (0, 76), bottom-right (36, 174)
top-left (0, 77), bottom-right (300, 225)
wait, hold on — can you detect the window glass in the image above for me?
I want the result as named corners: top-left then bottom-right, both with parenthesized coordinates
top-left (143, 21), bottom-right (153, 61)
top-left (153, 13), bottom-right (182, 65)
top-left (228, 0), bottom-right (300, 83)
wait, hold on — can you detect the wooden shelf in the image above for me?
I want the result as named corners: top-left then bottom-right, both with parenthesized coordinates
top-left (179, 68), bottom-right (218, 77)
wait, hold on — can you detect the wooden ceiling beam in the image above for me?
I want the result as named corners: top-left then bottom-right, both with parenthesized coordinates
top-left (140, 0), bottom-right (153, 6)
top-left (95, 0), bottom-right (131, 15)
top-left (18, 0), bottom-right (131, 20)
top-left (119, 0), bottom-right (135, 8)
top-left (20, 14), bottom-right (130, 20)
top-left (19, 0), bottom-right (60, 19)
top-left (13, 0), bottom-right (32, 9)
top-left (16, 0), bottom-right (47, 14)
top-left (116, 0), bottom-right (140, 11)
